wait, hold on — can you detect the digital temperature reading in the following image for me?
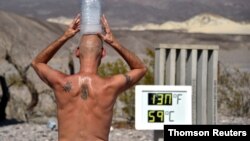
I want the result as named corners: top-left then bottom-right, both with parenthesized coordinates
top-left (148, 110), bottom-right (164, 123)
top-left (148, 93), bottom-right (172, 105)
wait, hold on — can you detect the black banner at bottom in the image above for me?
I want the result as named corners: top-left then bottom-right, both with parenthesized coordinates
top-left (164, 125), bottom-right (250, 139)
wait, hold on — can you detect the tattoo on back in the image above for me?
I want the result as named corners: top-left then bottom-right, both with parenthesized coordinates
top-left (81, 84), bottom-right (89, 100)
top-left (63, 81), bottom-right (72, 93)
top-left (123, 74), bottom-right (132, 85)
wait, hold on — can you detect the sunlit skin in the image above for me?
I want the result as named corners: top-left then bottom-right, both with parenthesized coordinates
top-left (32, 14), bottom-right (147, 141)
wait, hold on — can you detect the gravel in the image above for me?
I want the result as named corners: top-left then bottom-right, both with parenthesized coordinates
top-left (0, 122), bottom-right (153, 141)
top-left (0, 115), bottom-right (249, 141)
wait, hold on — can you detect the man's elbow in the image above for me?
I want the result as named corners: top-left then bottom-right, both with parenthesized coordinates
top-left (31, 60), bottom-right (38, 69)
top-left (141, 66), bottom-right (148, 76)
top-left (31, 60), bottom-right (35, 67)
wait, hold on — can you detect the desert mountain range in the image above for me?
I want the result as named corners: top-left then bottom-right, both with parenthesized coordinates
top-left (131, 13), bottom-right (250, 35)
top-left (47, 13), bottom-right (250, 35)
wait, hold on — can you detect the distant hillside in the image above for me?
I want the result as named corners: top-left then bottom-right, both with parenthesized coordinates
top-left (131, 13), bottom-right (250, 35)
top-left (47, 13), bottom-right (250, 35)
top-left (0, 10), bottom-right (77, 122)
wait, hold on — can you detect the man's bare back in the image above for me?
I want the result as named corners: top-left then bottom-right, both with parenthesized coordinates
top-left (54, 74), bottom-right (122, 141)
top-left (32, 14), bottom-right (147, 141)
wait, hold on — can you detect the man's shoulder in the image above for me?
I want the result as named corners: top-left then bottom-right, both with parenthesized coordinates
top-left (100, 74), bottom-right (127, 88)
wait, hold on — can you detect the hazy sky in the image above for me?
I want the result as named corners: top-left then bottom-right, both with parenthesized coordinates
top-left (0, 0), bottom-right (249, 27)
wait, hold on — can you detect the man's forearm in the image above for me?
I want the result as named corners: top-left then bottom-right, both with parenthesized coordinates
top-left (32, 35), bottom-right (69, 65)
top-left (110, 38), bottom-right (146, 70)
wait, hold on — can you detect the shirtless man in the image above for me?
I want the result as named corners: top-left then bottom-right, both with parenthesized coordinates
top-left (32, 14), bottom-right (147, 141)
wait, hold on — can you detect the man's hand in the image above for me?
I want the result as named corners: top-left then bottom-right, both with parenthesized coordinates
top-left (98, 15), bottom-right (116, 45)
top-left (64, 14), bottom-right (81, 38)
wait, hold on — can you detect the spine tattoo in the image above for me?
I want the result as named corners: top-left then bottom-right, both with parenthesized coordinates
top-left (81, 84), bottom-right (89, 100)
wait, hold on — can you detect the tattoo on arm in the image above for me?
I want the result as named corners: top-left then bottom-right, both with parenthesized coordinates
top-left (63, 81), bottom-right (72, 93)
top-left (123, 74), bottom-right (132, 85)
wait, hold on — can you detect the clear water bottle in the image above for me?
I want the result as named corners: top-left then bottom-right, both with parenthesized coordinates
top-left (81, 0), bottom-right (102, 35)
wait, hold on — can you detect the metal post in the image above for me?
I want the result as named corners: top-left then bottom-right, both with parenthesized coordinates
top-left (207, 50), bottom-right (219, 124)
top-left (176, 49), bottom-right (186, 85)
top-left (154, 48), bottom-right (166, 141)
top-left (197, 50), bottom-right (208, 124)
top-left (186, 50), bottom-right (197, 124)
top-left (165, 49), bottom-right (176, 85)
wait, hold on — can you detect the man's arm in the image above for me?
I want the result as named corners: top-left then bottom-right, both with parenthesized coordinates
top-left (32, 14), bottom-right (80, 88)
top-left (98, 15), bottom-right (147, 92)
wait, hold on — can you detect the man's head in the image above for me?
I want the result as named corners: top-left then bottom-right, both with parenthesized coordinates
top-left (75, 35), bottom-right (105, 66)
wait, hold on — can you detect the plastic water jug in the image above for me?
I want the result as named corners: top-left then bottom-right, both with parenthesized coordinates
top-left (81, 0), bottom-right (102, 35)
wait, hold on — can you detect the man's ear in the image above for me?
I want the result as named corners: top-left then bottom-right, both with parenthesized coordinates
top-left (101, 47), bottom-right (106, 58)
top-left (75, 47), bottom-right (80, 58)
